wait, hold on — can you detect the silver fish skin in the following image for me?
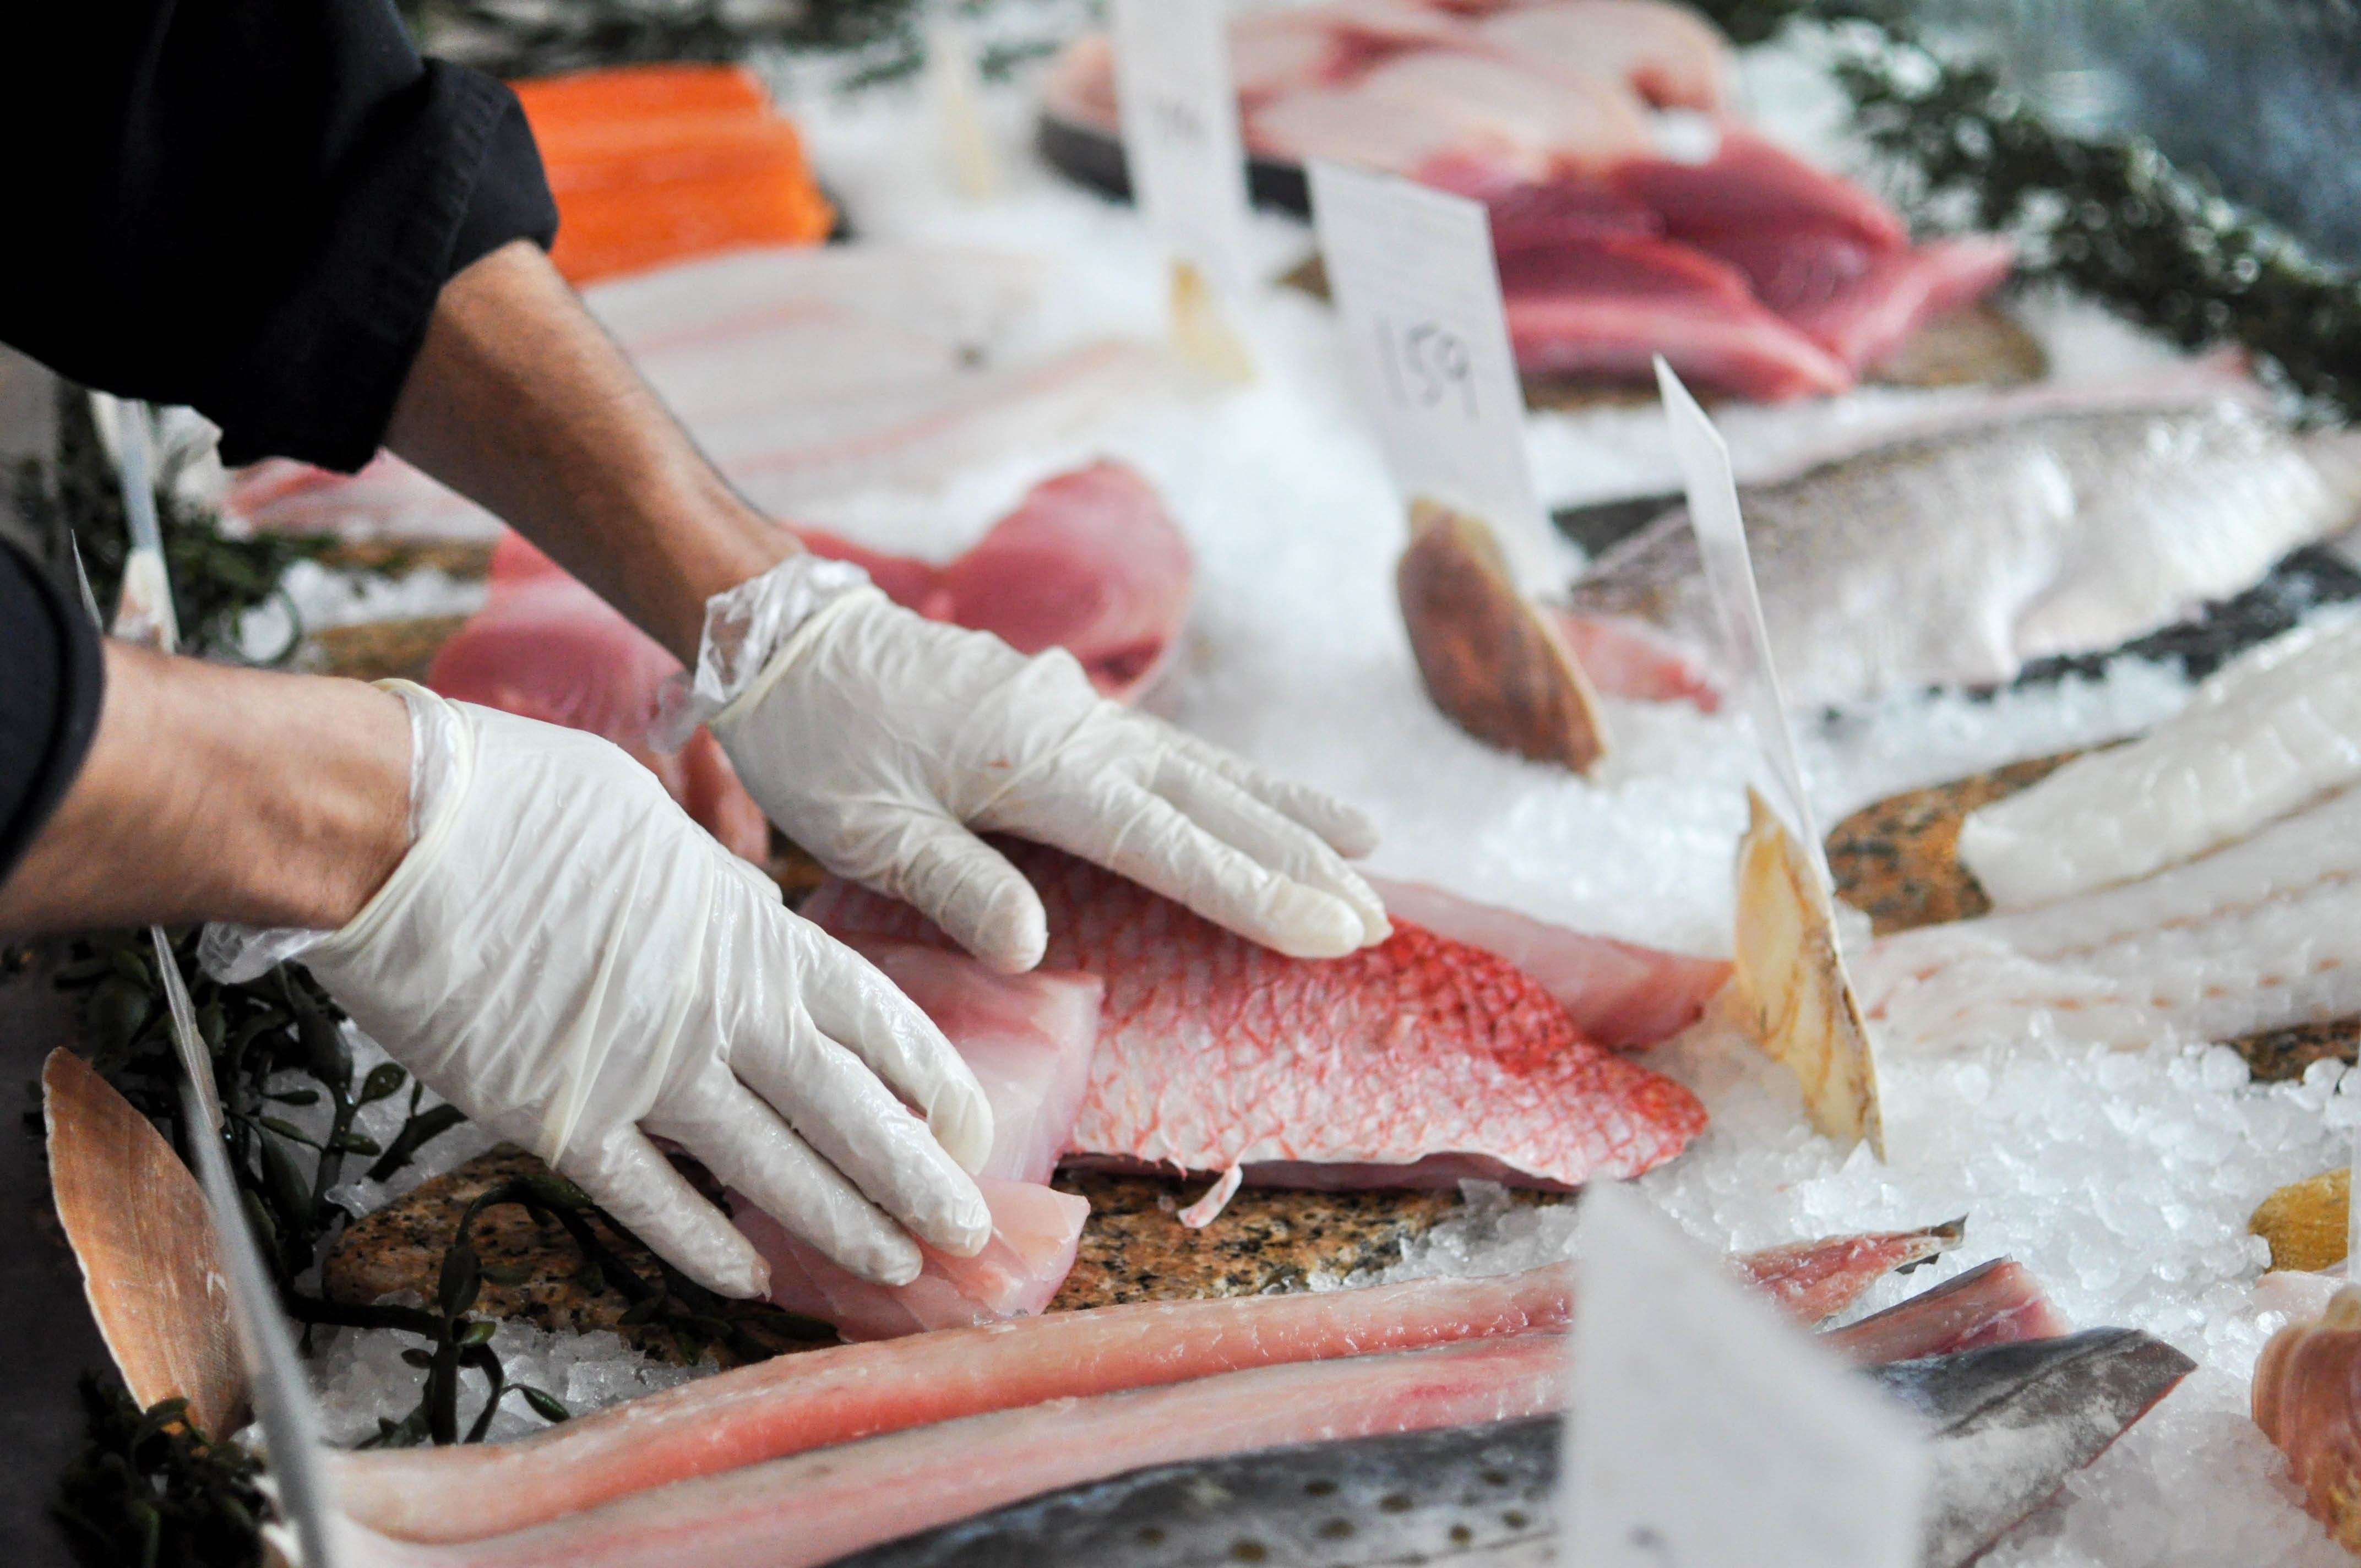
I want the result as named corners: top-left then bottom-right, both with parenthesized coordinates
top-left (829, 1330), bottom-right (2194, 1568)
top-left (1565, 401), bottom-right (2361, 704)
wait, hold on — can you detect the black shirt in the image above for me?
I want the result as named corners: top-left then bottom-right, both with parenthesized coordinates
top-left (0, 0), bottom-right (559, 891)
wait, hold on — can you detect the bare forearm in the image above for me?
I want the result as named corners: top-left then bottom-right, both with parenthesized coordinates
top-left (0, 645), bottom-right (411, 935)
top-left (383, 239), bottom-right (799, 662)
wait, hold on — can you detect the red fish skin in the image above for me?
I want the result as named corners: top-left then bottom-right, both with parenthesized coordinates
top-left (331, 1226), bottom-right (1938, 1546)
top-left (1548, 606), bottom-right (1723, 711)
top-left (336, 1336), bottom-right (1573, 1568)
top-left (804, 842), bottom-right (1706, 1192)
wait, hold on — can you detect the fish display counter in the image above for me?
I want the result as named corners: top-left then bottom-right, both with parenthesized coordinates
top-left (21, 2), bottom-right (2361, 1566)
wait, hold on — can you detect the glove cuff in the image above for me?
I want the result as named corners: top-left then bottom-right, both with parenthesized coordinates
top-left (654, 552), bottom-right (873, 750)
top-left (197, 682), bottom-right (464, 983)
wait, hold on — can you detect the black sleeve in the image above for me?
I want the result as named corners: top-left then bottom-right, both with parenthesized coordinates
top-left (0, 539), bottom-right (105, 892)
top-left (0, 0), bottom-right (558, 474)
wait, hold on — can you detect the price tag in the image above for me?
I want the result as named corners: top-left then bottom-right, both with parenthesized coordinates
top-left (1307, 157), bottom-right (1552, 588)
top-left (1111, 0), bottom-right (1250, 290)
top-left (1563, 1183), bottom-right (1927, 1568)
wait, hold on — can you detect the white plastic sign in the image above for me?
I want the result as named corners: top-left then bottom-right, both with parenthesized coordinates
top-left (1656, 357), bottom-right (1825, 874)
top-left (1563, 1183), bottom-right (1928, 1568)
top-left (1307, 157), bottom-right (1553, 589)
top-left (1111, 0), bottom-right (1250, 288)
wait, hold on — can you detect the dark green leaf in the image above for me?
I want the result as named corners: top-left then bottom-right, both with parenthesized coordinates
top-left (438, 1243), bottom-right (482, 1319)
top-left (400, 1348), bottom-right (435, 1369)
top-left (616, 1294), bottom-right (664, 1326)
top-left (481, 1263), bottom-right (534, 1287)
top-left (359, 1062), bottom-right (408, 1104)
top-left (264, 1088), bottom-right (321, 1107)
top-left (329, 1130), bottom-right (383, 1156)
top-left (456, 1318), bottom-right (499, 1347)
top-left (365, 1102), bottom-right (467, 1183)
top-left (514, 1385), bottom-right (570, 1423)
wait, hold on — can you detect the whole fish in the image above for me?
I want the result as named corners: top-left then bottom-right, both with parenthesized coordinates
top-left (1561, 398), bottom-right (2361, 704)
top-left (830, 1330), bottom-right (2196, 1568)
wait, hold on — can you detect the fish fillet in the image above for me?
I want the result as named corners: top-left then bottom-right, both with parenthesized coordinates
top-left (331, 1231), bottom-right (1945, 1543)
top-left (1960, 618), bottom-right (2361, 908)
top-left (1566, 399), bottom-right (2361, 703)
top-left (803, 842), bottom-right (1707, 1206)
top-left (1819, 1259), bottom-right (2069, 1365)
top-left (1854, 781), bottom-right (2361, 1054)
top-left (1361, 874), bottom-right (1728, 1047)
top-left (733, 1178), bottom-right (1089, 1343)
top-left (837, 1332), bottom-right (2183, 1568)
top-left (336, 1335), bottom-right (1573, 1568)
top-left (1473, 0), bottom-right (1733, 112)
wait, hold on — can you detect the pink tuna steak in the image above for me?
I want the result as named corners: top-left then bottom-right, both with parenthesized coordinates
top-left (805, 841), bottom-right (1707, 1202)
top-left (733, 1178), bottom-right (1089, 1342)
top-left (428, 535), bottom-right (770, 861)
top-left (795, 461), bottom-right (1193, 700)
top-left (332, 1228), bottom-right (1949, 1544)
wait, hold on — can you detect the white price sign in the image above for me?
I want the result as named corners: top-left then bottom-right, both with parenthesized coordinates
top-left (1307, 157), bottom-right (1551, 585)
top-left (1563, 1184), bottom-right (1928, 1568)
top-left (1111, 0), bottom-right (1250, 288)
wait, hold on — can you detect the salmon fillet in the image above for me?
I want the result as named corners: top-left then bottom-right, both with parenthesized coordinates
top-left (804, 842), bottom-right (1707, 1196)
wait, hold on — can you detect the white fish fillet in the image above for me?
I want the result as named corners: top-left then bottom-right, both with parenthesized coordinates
top-left (1855, 782), bottom-right (2361, 1053)
top-left (1960, 618), bottom-right (2361, 907)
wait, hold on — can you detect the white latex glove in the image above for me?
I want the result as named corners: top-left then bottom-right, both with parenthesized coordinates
top-left (679, 562), bottom-right (1390, 973)
top-left (205, 683), bottom-right (992, 1298)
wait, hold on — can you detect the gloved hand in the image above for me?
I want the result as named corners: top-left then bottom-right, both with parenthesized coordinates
top-left (677, 559), bottom-right (1390, 973)
top-left (204, 683), bottom-right (992, 1298)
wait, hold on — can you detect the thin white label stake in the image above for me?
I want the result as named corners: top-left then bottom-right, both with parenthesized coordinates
top-left (1111, 0), bottom-right (1251, 291)
top-left (1564, 1183), bottom-right (1929, 1568)
top-left (1307, 157), bottom-right (1553, 590)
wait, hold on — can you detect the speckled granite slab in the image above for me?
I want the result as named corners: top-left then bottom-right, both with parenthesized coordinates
top-left (327, 1148), bottom-right (1476, 1366)
top-left (1825, 752), bottom-right (2361, 1081)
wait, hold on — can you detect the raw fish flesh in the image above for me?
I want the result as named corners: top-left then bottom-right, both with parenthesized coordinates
top-left (426, 533), bottom-right (772, 862)
top-left (225, 246), bottom-right (1178, 531)
top-left (335, 1336), bottom-right (1573, 1568)
top-left (733, 1179), bottom-right (1090, 1343)
top-left (1960, 619), bottom-right (2361, 908)
top-left (1360, 873), bottom-right (1728, 1047)
top-left (1820, 1259), bottom-right (2070, 1366)
top-left (796, 462), bottom-right (1193, 701)
top-left (835, 1332), bottom-right (2191, 1568)
top-left (1473, 0), bottom-right (1733, 112)
top-left (427, 460), bottom-right (1189, 848)
top-left (1852, 781), bottom-right (2361, 1055)
top-left (835, 938), bottom-right (1102, 1186)
top-left (804, 842), bottom-right (1707, 1213)
top-left (1564, 397), bottom-right (2361, 704)
top-left (722, 936), bottom-right (1098, 1339)
top-left (2253, 1283), bottom-right (2361, 1547)
top-left (333, 1229), bottom-right (1950, 1543)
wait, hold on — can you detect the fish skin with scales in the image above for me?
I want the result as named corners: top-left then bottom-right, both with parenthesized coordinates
top-left (831, 1330), bottom-right (2195, 1568)
top-left (1563, 399), bottom-right (2361, 705)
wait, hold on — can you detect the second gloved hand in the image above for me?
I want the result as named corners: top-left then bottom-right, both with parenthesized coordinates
top-left (211, 683), bottom-right (992, 1299)
top-left (698, 568), bottom-right (1391, 973)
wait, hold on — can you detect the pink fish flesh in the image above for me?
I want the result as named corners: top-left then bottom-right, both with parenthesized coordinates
top-left (427, 535), bottom-right (771, 862)
top-left (1359, 874), bottom-right (1728, 1048)
top-left (722, 937), bottom-right (1099, 1338)
top-left (836, 938), bottom-right (1101, 1188)
top-left (733, 1178), bottom-right (1090, 1343)
top-left (1820, 1259), bottom-right (2070, 1365)
top-left (804, 841), bottom-right (1707, 1205)
top-left (795, 462), bottom-right (1193, 701)
top-left (333, 1230), bottom-right (1944, 1544)
top-left (339, 1335), bottom-right (1573, 1568)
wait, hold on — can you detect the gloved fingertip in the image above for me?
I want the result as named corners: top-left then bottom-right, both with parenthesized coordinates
top-left (865, 1234), bottom-right (927, 1289)
top-left (961, 877), bottom-right (1048, 975)
top-left (1324, 803), bottom-right (1382, 859)
top-left (1263, 885), bottom-right (1367, 961)
top-left (939, 1193), bottom-right (993, 1260)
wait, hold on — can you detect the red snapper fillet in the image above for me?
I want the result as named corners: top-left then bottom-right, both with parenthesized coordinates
top-left (804, 842), bottom-right (1707, 1213)
top-left (331, 1226), bottom-right (1955, 1544)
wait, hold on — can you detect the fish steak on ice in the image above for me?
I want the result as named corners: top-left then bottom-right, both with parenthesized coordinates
top-left (1562, 396), bottom-right (2361, 705)
top-left (804, 842), bottom-right (1707, 1216)
top-left (828, 1331), bottom-right (2194, 1568)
